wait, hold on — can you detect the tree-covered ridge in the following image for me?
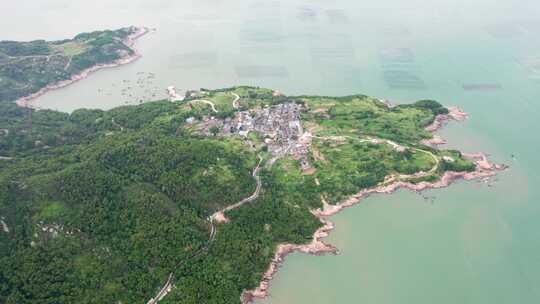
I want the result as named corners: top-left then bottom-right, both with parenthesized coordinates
top-left (0, 86), bottom-right (476, 303)
top-left (0, 27), bottom-right (141, 103)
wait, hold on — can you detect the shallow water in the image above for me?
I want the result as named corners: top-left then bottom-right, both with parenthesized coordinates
top-left (2, 0), bottom-right (540, 303)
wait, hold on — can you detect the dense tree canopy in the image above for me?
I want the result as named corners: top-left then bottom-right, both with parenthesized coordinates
top-left (0, 86), bottom-right (476, 303)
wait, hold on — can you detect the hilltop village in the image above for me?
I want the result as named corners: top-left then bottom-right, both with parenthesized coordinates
top-left (179, 89), bottom-right (314, 171)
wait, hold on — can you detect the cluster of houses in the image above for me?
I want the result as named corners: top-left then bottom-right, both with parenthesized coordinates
top-left (189, 102), bottom-right (314, 172)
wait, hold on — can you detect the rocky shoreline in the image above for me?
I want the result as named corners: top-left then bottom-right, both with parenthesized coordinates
top-left (240, 218), bottom-right (338, 304)
top-left (16, 26), bottom-right (150, 109)
top-left (240, 105), bottom-right (507, 304)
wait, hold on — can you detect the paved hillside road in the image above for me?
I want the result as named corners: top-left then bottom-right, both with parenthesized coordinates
top-left (147, 155), bottom-right (262, 304)
top-left (147, 274), bottom-right (173, 304)
top-left (147, 218), bottom-right (216, 304)
top-left (212, 154), bottom-right (263, 218)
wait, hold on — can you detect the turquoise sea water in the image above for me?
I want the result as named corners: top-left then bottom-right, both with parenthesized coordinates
top-left (1, 0), bottom-right (539, 303)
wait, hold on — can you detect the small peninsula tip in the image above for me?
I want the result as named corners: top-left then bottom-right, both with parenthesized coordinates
top-left (0, 26), bottom-right (148, 105)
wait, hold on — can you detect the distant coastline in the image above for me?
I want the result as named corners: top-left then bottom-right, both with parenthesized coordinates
top-left (16, 26), bottom-right (150, 109)
top-left (240, 105), bottom-right (508, 304)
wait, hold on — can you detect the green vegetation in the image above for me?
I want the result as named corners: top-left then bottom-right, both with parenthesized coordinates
top-left (300, 95), bottom-right (443, 142)
top-left (439, 150), bottom-right (476, 172)
top-left (0, 27), bottom-right (140, 103)
top-left (0, 86), bottom-right (477, 303)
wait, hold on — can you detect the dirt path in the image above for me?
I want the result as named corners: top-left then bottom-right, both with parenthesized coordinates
top-left (0, 218), bottom-right (9, 233)
top-left (8, 54), bottom-right (53, 60)
top-left (191, 99), bottom-right (218, 113)
top-left (410, 148), bottom-right (439, 174)
top-left (232, 93), bottom-right (240, 109)
top-left (64, 56), bottom-right (72, 71)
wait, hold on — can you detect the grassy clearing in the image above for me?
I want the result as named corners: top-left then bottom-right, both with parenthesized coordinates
top-left (301, 95), bottom-right (436, 142)
top-left (34, 201), bottom-right (66, 221)
top-left (268, 158), bottom-right (321, 210)
top-left (208, 92), bottom-right (235, 112)
top-left (439, 150), bottom-right (476, 172)
top-left (310, 139), bottom-right (395, 202)
top-left (51, 41), bottom-right (88, 57)
top-left (394, 149), bottom-right (437, 175)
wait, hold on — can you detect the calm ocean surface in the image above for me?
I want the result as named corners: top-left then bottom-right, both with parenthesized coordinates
top-left (2, 0), bottom-right (539, 303)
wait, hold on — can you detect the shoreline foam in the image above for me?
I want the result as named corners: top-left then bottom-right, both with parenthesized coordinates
top-left (240, 106), bottom-right (507, 304)
top-left (16, 26), bottom-right (150, 109)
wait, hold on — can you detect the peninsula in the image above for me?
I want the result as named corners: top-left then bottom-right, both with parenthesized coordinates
top-left (0, 26), bottom-right (148, 105)
top-left (0, 85), bottom-right (506, 304)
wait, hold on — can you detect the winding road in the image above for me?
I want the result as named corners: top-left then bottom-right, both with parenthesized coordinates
top-left (231, 92), bottom-right (240, 109)
top-left (212, 154), bottom-right (263, 218)
top-left (147, 220), bottom-right (216, 304)
top-left (147, 274), bottom-right (173, 304)
top-left (63, 56), bottom-right (73, 71)
top-left (191, 99), bottom-right (218, 113)
top-left (146, 102), bottom-right (441, 303)
top-left (146, 155), bottom-right (263, 304)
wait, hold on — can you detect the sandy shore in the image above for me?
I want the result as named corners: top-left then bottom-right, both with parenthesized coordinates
top-left (240, 105), bottom-right (507, 304)
top-left (16, 26), bottom-right (150, 109)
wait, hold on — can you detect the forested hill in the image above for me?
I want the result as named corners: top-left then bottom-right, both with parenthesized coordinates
top-left (0, 26), bottom-right (143, 103)
top-left (0, 87), bottom-right (476, 303)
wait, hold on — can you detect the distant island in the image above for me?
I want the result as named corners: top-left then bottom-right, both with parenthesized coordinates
top-left (0, 26), bottom-right (148, 104)
top-left (0, 82), bottom-right (506, 303)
